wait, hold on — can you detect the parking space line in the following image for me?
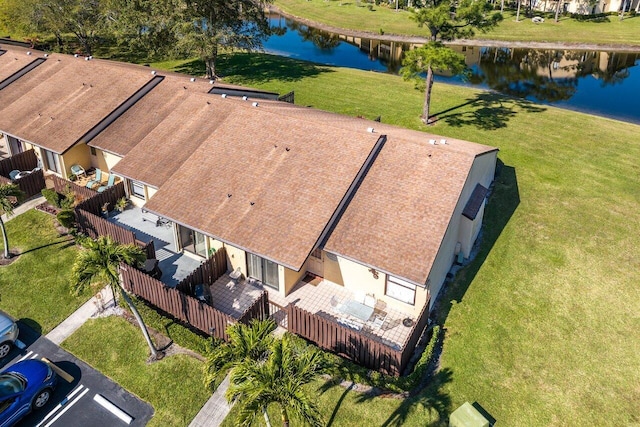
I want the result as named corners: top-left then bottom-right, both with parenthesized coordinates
top-left (17, 350), bottom-right (34, 362)
top-left (41, 387), bottom-right (89, 427)
top-left (36, 384), bottom-right (86, 427)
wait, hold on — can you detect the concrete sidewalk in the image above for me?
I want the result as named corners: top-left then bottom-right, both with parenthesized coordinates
top-left (1, 195), bottom-right (45, 223)
top-left (46, 286), bottom-right (115, 345)
top-left (188, 374), bottom-right (233, 427)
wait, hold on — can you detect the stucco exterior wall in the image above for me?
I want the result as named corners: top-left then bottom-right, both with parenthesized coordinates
top-left (284, 262), bottom-right (307, 295)
top-left (225, 244), bottom-right (247, 279)
top-left (92, 149), bottom-right (122, 173)
top-left (427, 151), bottom-right (497, 309)
top-left (323, 253), bottom-right (345, 286)
top-left (61, 144), bottom-right (91, 180)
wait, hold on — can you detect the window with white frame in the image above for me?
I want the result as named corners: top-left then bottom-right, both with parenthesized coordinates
top-left (385, 275), bottom-right (416, 305)
top-left (42, 149), bottom-right (61, 174)
top-left (130, 180), bottom-right (145, 199)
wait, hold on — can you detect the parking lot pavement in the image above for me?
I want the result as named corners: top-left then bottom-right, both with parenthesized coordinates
top-left (2, 321), bottom-right (154, 427)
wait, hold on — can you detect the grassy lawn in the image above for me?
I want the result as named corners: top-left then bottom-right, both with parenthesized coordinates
top-left (153, 53), bottom-right (640, 425)
top-left (0, 210), bottom-right (92, 333)
top-left (62, 316), bottom-right (210, 427)
top-left (274, 0), bottom-right (640, 45)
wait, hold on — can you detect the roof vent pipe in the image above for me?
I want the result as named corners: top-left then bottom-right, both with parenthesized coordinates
top-left (440, 139), bottom-right (447, 145)
top-left (367, 127), bottom-right (375, 133)
top-left (151, 70), bottom-right (157, 75)
top-left (190, 77), bottom-right (196, 82)
top-left (252, 102), bottom-right (259, 107)
top-left (43, 53), bottom-right (48, 58)
top-left (26, 51), bottom-right (31, 55)
top-left (221, 93), bottom-right (227, 98)
top-left (242, 96), bottom-right (248, 101)
top-left (209, 80), bottom-right (215, 84)
top-left (429, 139), bottom-right (436, 145)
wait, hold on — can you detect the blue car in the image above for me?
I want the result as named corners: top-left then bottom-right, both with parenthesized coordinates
top-left (0, 359), bottom-right (58, 427)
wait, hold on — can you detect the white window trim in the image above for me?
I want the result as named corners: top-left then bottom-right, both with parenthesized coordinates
top-left (385, 275), bottom-right (416, 305)
top-left (130, 180), bottom-right (146, 200)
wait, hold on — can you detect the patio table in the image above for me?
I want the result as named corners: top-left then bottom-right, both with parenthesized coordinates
top-left (338, 300), bottom-right (374, 322)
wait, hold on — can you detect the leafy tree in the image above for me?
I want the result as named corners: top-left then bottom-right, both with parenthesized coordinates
top-left (104, 0), bottom-right (182, 59)
top-left (71, 235), bottom-right (161, 359)
top-left (227, 333), bottom-right (329, 427)
top-left (0, 184), bottom-right (23, 259)
top-left (203, 318), bottom-right (276, 390)
top-left (177, 0), bottom-right (273, 79)
top-left (404, 0), bottom-right (502, 123)
top-left (0, 0), bottom-right (106, 54)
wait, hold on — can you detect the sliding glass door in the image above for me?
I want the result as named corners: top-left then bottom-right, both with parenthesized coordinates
top-left (247, 253), bottom-right (279, 290)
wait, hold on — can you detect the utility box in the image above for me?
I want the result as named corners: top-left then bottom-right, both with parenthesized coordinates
top-left (449, 402), bottom-right (490, 427)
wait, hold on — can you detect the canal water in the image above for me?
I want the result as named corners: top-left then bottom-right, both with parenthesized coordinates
top-left (265, 14), bottom-right (640, 124)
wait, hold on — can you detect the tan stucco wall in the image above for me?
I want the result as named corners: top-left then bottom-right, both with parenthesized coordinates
top-left (323, 253), bottom-right (345, 286)
top-left (225, 244), bottom-right (247, 279)
top-left (208, 238), bottom-right (225, 253)
top-left (146, 187), bottom-right (158, 199)
top-left (458, 199), bottom-right (486, 258)
top-left (284, 262), bottom-right (307, 295)
top-left (92, 149), bottom-right (122, 173)
top-left (61, 144), bottom-right (91, 180)
top-left (427, 151), bottom-right (497, 309)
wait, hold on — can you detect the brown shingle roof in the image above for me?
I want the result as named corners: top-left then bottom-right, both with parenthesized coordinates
top-left (89, 76), bottom-right (214, 158)
top-left (0, 51), bottom-right (152, 153)
top-left (111, 90), bottom-right (236, 188)
top-left (0, 46), bottom-right (38, 83)
top-left (325, 135), bottom-right (496, 286)
top-left (143, 97), bottom-right (382, 270)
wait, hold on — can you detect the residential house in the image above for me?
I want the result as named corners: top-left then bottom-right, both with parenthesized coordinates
top-left (0, 43), bottom-right (498, 372)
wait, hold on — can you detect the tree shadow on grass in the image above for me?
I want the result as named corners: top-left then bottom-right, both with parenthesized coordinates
top-left (19, 236), bottom-right (75, 256)
top-left (434, 161), bottom-right (520, 325)
top-left (352, 368), bottom-right (454, 427)
top-left (217, 52), bottom-right (334, 83)
top-left (430, 92), bottom-right (546, 130)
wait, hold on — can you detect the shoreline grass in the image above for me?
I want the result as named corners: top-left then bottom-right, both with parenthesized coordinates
top-left (274, 0), bottom-right (640, 46)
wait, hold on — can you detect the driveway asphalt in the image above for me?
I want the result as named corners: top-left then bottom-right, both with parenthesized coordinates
top-left (1, 321), bottom-right (154, 427)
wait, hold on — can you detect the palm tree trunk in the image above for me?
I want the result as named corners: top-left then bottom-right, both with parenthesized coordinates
top-left (263, 407), bottom-right (272, 427)
top-left (119, 286), bottom-right (161, 360)
top-left (516, 0), bottom-right (522, 21)
top-left (281, 407), bottom-right (289, 427)
top-left (422, 65), bottom-right (434, 124)
top-left (554, 0), bottom-right (561, 22)
top-left (0, 217), bottom-right (10, 259)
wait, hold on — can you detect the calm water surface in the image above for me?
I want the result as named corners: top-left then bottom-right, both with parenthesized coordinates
top-left (265, 15), bottom-right (640, 124)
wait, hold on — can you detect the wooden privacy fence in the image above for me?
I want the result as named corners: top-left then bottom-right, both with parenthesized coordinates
top-left (51, 175), bottom-right (96, 202)
top-left (176, 249), bottom-right (228, 295)
top-left (75, 208), bottom-right (137, 245)
top-left (399, 298), bottom-right (431, 374)
top-left (0, 149), bottom-right (38, 177)
top-left (287, 302), bottom-right (430, 377)
top-left (76, 182), bottom-right (126, 215)
top-left (0, 169), bottom-right (45, 200)
top-left (121, 264), bottom-right (236, 341)
top-left (238, 291), bottom-right (269, 324)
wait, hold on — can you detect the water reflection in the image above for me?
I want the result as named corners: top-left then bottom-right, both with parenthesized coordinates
top-left (265, 14), bottom-right (640, 123)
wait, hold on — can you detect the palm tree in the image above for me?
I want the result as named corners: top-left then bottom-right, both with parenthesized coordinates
top-left (0, 183), bottom-right (23, 259)
top-left (71, 235), bottom-right (161, 359)
top-left (227, 334), bottom-right (329, 427)
top-left (204, 318), bottom-right (275, 389)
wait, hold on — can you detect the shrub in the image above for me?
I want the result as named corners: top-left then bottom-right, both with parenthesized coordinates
top-left (56, 209), bottom-right (76, 229)
top-left (59, 186), bottom-right (76, 210)
top-left (41, 188), bottom-right (61, 207)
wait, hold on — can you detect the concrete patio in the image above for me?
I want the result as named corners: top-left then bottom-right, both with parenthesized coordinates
top-left (107, 206), bottom-right (202, 287)
top-left (265, 276), bottom-right (417, 351)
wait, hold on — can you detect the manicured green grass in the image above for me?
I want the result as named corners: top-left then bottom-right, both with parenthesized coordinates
top-left (274, 0), bottom-right (640, 45)
top-left (0, 210), bottom-right (92, 333)
top-left (62, 316), bottom-right (210, 427)
top-left (154, 53), bottom-right (640, 425)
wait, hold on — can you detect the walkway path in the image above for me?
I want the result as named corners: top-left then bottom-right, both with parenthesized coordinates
top-left (188, 375), bottom-right (233, 427)
top-left (1, 195), bottom-right (45, 223)
top-left (46, 286), bottom-right (115, 345)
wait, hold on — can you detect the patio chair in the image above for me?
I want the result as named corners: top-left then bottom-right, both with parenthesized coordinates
top-left (86, 168), bottom-right (102, 188)
top-left (8, 170), bottom-right (19, 180)
top-left (70, 164), bottom-right (86, 178)
top-left (97, 173), bottom-right (116, 193)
